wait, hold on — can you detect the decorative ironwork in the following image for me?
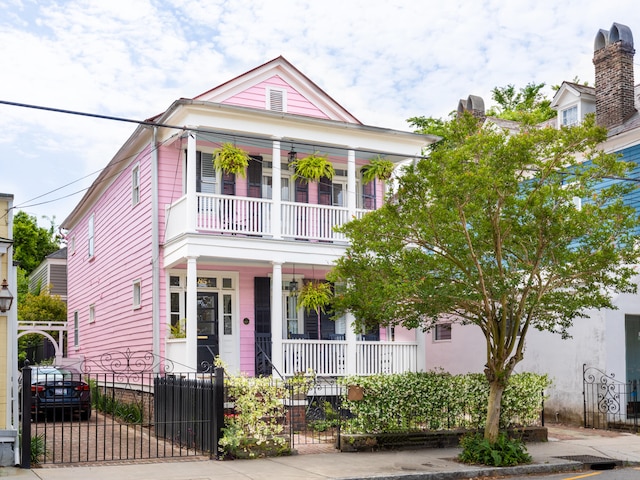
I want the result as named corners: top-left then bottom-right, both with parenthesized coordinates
top-left (80, 348), bottom-right (179, 381)
top-left (583, 365), bottom-right (625, 415)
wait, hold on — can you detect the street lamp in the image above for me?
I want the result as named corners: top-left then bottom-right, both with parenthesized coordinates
top-left (0, 279), bottom-right (13, 313)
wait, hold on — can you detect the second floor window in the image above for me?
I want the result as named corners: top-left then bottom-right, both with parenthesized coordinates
top-left (132, 164), bottom-right (140, 205)
top-left (88, 214), bottom-right (94, 258)
top-left (561, 106), bottom-right (578, 126)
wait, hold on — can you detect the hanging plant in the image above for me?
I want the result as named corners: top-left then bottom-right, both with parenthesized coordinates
top-left (361, 156), bottom-right (394, 184)
top-left (291, 152), bottom-right (335, 183)
top-left (298, 280), bottom-right (333, 314)
top-left (213, 143), bottom-right (250, 177)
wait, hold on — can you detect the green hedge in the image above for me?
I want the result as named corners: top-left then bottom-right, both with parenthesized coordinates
top-left (338, 372), bottom-right (550, 434)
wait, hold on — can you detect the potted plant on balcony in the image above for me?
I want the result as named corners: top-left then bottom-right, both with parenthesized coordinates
top-left (291, 152), bottom-right (335, 183)
top-left (361, 156), bottom-right (394, 184)
top-left (213, 143), bottom-right (250, 177)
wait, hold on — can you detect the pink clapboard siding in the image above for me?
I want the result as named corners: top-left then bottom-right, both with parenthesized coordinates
top-left (223, 75), bottom-right (331, 120)
top-left (66, 145), bottom-right (155, 361)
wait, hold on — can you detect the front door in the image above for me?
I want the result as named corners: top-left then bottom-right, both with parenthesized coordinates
top-left (197, 292), bottom-right (219, 372)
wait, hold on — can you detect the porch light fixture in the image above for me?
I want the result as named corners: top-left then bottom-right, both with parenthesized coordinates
top-left (289, 264), bottom-right (299, 296)
top-left (288, 146), bottom-right (297, 164)
top-left (0, 279), bottom-right (13, 313)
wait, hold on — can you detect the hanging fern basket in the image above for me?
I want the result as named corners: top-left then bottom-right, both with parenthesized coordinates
top-left (361, 156), bottom-right (394, 184)
top-left (298, 281), bottom-right (333, 314)
top-left (291, 152), bottom-right (335, 183)
top-left (213, 143), bottom-right (250, 178)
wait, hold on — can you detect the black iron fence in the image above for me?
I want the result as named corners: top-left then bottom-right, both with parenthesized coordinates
top-left (20, 353), bottom-right (225, 467)
top-left (583, 364), bottom-right (639, 432)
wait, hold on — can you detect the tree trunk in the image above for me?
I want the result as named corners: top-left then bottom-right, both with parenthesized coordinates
top-left (484, 380), bottom-right (506, 444)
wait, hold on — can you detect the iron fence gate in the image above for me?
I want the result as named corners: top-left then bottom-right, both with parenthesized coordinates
top-left (583, 364), bottom-right (639, 432)
top-left (20, 350), bottom-right (224, 467)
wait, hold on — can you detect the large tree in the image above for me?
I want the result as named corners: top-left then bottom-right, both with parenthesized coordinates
top-left (330, 113), bottom-right (640, 442)
top-left (13, 211), bottom-right (60, 275)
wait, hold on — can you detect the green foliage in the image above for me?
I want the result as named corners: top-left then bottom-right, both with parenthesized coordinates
top-left (90, 381), bottom-right (143, 424)
top-left (13, 211), bottom-right (60, 275)
top-left (219, 373), bottom-right (290, 458)
top-left (213, 143), bottom-right (249, 177)
top-left (298, 281), bottom-right (333, 314)
top-left (308, 401), bottom-right (340, 432)
top-left (18, 290), bottom-right (67, 363)
top-left (291, 152), bottom-right (335, 183)
top-left (330, 112), bottom-right (640, 439)
top-left (169, 322), bottom-right (185, 338)
top-left (361, 156), bottom-right (394, 184)
top-left (459, 432), bottom-right (531, 466)
top-left (338, 372), bottom-right (549, 434)
top-left (407, 115), bottom-right (450, 137)
top-left (30, 433), bottom-right (47, 465)
top-left (486, 82), bottom-right (556, 124)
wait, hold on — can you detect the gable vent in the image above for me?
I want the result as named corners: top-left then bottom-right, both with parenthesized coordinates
top-left (268, 88), bottom-right (285, 112)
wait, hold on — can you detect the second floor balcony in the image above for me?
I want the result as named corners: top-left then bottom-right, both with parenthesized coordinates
top-left (165, 193), bottom-right (370, 242)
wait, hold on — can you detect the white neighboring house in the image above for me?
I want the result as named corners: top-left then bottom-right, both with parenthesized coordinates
top-left (28, 247), bottom-right (67, 301)
top-left (426, 22), bottom-right (640, 425)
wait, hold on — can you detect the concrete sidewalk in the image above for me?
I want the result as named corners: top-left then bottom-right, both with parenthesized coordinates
top-left (2, 425), bottom-right (640, 480)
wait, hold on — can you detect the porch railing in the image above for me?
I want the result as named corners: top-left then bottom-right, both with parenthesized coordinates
top-left (166, 194), bottom-right (374, 242)
top-left (281, 340), bottom-right (418, 377)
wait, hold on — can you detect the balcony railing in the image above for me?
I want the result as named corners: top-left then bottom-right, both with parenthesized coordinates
top-left (165, 193), bottom-right (372, 242)
top-left (282, 339), bottom-right (418, 377)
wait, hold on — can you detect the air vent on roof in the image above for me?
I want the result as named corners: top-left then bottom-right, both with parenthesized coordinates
top-left (269, 88), bottom-right (284, 112)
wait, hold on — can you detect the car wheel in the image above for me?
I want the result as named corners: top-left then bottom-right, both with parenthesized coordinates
top-left (80, 406), bottom-right (92, 421)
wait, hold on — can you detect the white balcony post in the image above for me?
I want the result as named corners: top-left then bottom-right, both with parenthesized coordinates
top-left (347, 149), bottom-right (357, 217)
top-left (345, 312), bottom-right (357, 375)
top-left (271, 261), bottom-right (284, 375)
top-left (186, 131), bottom-right (197, 232)
top-left (416, 326), bottom-right (427, 372)
top-left (186, 256), bottom-right (198, 372)
top-left (272, 140), bottom-right (282, 239)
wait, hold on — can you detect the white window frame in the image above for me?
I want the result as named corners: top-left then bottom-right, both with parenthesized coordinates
top-left (73, 311), bottom-right (79, 347)
top-left (88, 304), bottom-right (95, 324)
top-left (133, 279), bottom-right (142, 309)
top-left (88, 214), bottom-right (94, 258)
top-left (132, 163), bottom-right (140, 205)
top-left (561, 105), bottom-right (578, 127)
top-left (434, 323), bottom-right (452, 342)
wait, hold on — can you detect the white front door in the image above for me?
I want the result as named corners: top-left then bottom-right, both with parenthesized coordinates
top-left (218, 290), bottom-right (239, 373)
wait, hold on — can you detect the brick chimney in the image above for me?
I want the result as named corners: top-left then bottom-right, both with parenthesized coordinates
top-left (456, 95), bottom-right (485, 121)
top-left (593, 22), bottom-right (636, 129)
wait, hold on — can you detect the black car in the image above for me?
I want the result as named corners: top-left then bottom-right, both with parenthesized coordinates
top-left (30, 366), bottom-right (92, 421)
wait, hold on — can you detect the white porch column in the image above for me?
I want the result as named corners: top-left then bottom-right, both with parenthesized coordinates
top-left (347, 149), bottom-right (357, 217)
top-left (186, 256), bottom-right (198, 372)
top-left (345, 312), bottom-right (357, 375)
top-left (186, 131), bottom-right (197, 233)
top-left (271, 140), bottom-right (282, 240)
top-left (416, 327), bottom-right (427, 372)
top-left (271, 261), bottom-right (284, 375)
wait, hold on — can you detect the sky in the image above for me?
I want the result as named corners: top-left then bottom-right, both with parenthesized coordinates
top-left (1, 0), bottom-right (639, 231)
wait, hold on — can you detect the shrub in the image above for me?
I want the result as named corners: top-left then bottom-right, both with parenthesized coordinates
top-left (459, 432), bottom-right (531, 466)
top-left (338, 371), bottom-right (549, 434)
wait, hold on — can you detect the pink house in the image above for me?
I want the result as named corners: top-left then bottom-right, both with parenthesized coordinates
top-left (61, 57), bottom-right (434, 377)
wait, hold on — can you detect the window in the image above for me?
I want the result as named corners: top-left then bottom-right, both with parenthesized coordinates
top-left (434, 323), bottom-right (452, 341)
top-left (196, 152), bottom-right (217, 194)
top-left (73, 311), bottom-right (79, 347)
top-left (89, 304), bottom-right (95, 324)
top-left (267, 88), bottom-right (286, 112)
top-left (561, 105), bottom-right (578, 126)
top-left (88, 214), bottom-right (94, 258)
top-left (133, 280), bottom-right (141, 309)
top-left (223, 294), bottom-right (233, 335)
top-left (132, 163), bottom-right (140, 205)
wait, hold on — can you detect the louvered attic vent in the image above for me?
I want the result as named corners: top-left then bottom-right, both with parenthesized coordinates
top-left (269, 89), bottom-right (284, 112)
